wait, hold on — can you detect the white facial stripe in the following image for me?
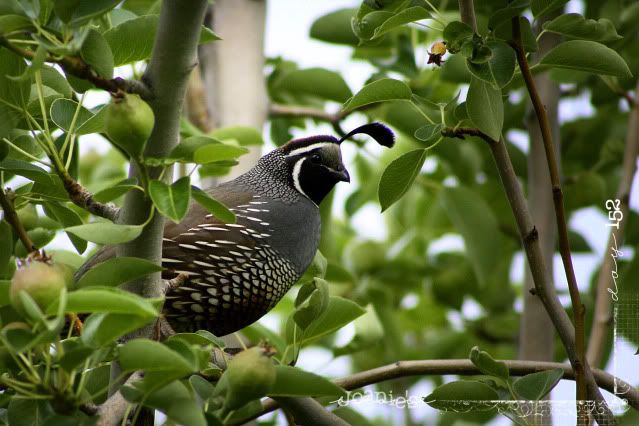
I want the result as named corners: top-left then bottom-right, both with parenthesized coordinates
top-left (285, 142), bottom-right (333, 157)
top-left (292, 157), bottom-right (309, 198)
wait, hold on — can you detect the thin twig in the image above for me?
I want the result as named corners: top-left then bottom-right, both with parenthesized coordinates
top-left (0, 37), bottom-right (151, 98)
top-left (510, 17), bottom-right (588, 411)
top-left (61, 175), bottom-right (119, 222)
top-left (269, 104), bottom-right (351, 137)
top-left (489, 137), bottom-right (615, 424)
top-left (0, 187), bottom-right (35, 253)
top-left (243, 359), bottom-right (636, 423)
top-left (587, 79), bottom-right (639, 367)
top-left (441, 126), bottom-right (497, 144)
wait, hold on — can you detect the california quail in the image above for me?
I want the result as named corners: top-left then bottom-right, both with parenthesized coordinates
top-left (80, 123), bottom-right (394, 336)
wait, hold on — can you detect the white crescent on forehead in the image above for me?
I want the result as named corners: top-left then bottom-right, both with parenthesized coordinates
top-left (285, 142), bottom-right (335, 157)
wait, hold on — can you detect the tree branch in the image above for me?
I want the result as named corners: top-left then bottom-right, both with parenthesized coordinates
top-left (117, 0), bottom-right (208, 311)
top-left (0, 187), bottom-right (35, 253)
top-left (511, 17), bottom-right (589, 409)
top-left (0, 37), bottom-right (151, 98)
top-left (587, 79), bottom-right (639, 367)
top-left (274, 397), bottom-right (350, 426)
top-left (458, 0), bottom-right (477, 32)
top-left (269, 103), bottom-right (350, 137)
top-left (489, 137), bottom-right (615, 424)
top-left (96, 372), bottom-right (142, 426)
top-left (61, 175), bottom-right (119, 222)
top-left (246, 359), bottom-right (636, 422)
top-left (441, 126), bottom-right (497, 144)
top-left (102, 2), bottom-right (209, 425)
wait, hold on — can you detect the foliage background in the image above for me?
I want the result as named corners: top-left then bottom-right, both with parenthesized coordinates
top-left (0, 0), bottom-right (637, 425)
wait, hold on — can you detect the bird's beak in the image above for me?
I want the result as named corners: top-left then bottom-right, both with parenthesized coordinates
top-left (335, 167), bottom-right (350, 183)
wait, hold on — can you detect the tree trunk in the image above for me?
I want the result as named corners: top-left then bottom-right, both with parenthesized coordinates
top-left (199, 0), bottom-right (267, 185)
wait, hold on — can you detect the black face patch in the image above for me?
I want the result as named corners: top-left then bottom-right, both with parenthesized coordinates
top-left (285, 143), bottom-right (349, 205)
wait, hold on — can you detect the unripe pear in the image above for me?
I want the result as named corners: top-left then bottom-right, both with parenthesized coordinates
top-left (16, 204), bottom-right (38, 230)
top-left (10, 260), bottom-right (68, 313)
top-left (105, 93), bottom-right (155, 157)
top-left (223, 347), bottom-right (276, 411)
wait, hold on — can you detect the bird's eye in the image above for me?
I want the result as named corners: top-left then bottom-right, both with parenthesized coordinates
top-left (310, 153), bottom-right (321, 163)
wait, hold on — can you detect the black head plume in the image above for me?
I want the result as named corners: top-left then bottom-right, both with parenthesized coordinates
top-left (339, 122), bottom-right (395, 148)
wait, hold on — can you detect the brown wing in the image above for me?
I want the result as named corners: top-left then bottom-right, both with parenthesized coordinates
top-left (161, 188), bottom-right (299, 335)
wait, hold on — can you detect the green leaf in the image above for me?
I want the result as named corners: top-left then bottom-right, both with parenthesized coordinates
top-left (513, 368), bottom-right (564, 400)
top-left (494, 17), bottom-right (538, 53)
top-left (70, 0), bottom-right (121, 26)
top-left (443, 21), bottom-right (474, 52)
top-left (538, 40), bottom-right (632, 78)
top-left (378, 149), bottom-right (427, 212)
top-left (104, 15), bottom-right (220, 66)
top-left (276, 68), bottom-right (352, 103)
top-left (50, 98), bottom-right (94, 133)
top-left (543, 14), bottom-right (622, 42)
top-left (148, 176), bottom-right (192, 223)
top-left (59, 345), bottom-right (94, 372)
top-left (466, 76), bottom-right (503, 140)
top-left (119, 339), bottom-right (196, 374)
top-left (342, 78), bottom-right (411, 112)
top-left (65, 222), bottom-right (144, 244)
top-left (93, 178), bottom-right (139, 202)
top-left (42, 201), bottom-right (87, 254)
top-left (269, 365), bottom-right (346, 397)
top-left (0, 48), bottom-right (30, 106)
top-left (193, 144), bottom-right (249, 164)
top-left (466, 41), bottom-right (516, 88)
top-left (211, 126), bottom-right (264, 146)
top-left (76, 257), bottom-right (163, 288)
top-left (191, 186), bottom-right (236, 223)
top-left (469, 346), bottom-right (509, 382)
top-left (294, 296), bottom-right (365, 345)
top-left (190, 375), bottom-right (216, 400)
top-left (441, 186), bottom-right (501, 287)
top-left (81, 313), bottom-right (153, 347)
top-left (293, 279), bottom-right (330, 330)
top-left (135, 380), bottom-right (206, 426)
top-left (488, 0), bottom-right (529, 30)
top-left (168, 136), bottom-right (223, 163)
top-left (48, 287), bottom-right (159, 318)
top-left (531, 0), bottom-right (569, 18)
top-left (425, 380), bottom-right (499, 410)
top-left (76, 106), bottom-right (106, 135)
top-left (414, 123), bottom-right (442, 143)
top-left (370, 6), bottom-right (430, 40)
top-left (0, 15), bottom-right (33, 34)
top-left (8, 399), bottom-right (53, 426)
top-left (310, 8), bottom-right (359, 46)
top-left (0, 159), bottom-right (54, 185)
top-left (40, 65), bottom-right (73, 98)
top-left (80, 29), bottom-right (114, 79)
top-left (353, 11), bottom-right (393, 40)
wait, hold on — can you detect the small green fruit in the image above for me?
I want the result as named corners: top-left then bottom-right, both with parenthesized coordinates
top-left (105, 93), bottom-right (155, 157)
top-left (10, 261), bottom-right (67, 313)
top-left (223, 347), bottom-right (276, 411)
top-left (16, 204), bottom-right (38, 230)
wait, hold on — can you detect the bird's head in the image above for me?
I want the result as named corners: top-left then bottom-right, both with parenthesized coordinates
top-left (271, 122), bottom-right (395, 205)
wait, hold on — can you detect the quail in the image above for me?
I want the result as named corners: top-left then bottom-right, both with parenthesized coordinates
top-left (80, 123), bottom-right (394, 336)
